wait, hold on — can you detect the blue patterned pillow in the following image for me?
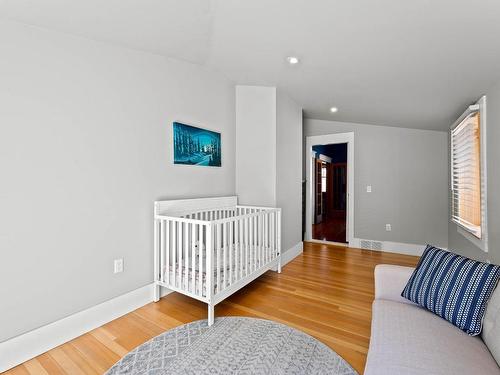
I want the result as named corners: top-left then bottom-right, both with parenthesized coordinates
top-left (401, 245), bottom-right (500, 336)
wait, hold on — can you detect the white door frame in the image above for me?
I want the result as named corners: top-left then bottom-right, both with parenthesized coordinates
top-left (305, 132), bottom-right (355, 244)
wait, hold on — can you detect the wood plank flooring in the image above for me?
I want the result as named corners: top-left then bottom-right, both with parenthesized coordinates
top-left (312, 217), bottom-right (347, 243)
top-left (4, 243), bottom-right (419, 374)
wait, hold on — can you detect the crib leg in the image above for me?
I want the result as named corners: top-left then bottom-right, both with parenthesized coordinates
top-left (208, 304), bottom-right (215, 326)
top-left (277, 255), bottom-right (282, 274)
top-left (153, 284), bottom-right (160, 302)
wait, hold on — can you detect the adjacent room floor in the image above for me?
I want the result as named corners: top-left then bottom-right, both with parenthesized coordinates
top-left (312, 217), bottom-right (347, 243)
top-left (6, 243), bottom-right (419, 375)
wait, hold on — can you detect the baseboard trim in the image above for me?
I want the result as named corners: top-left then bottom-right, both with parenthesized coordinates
top-left (308, 239), bottom-right (348, 247)
top-left (0, 284), bottom-right (172, 372)
top-left (350, 238), bottom-right (426, 256)
top-left (281, 242), bottom-right (304, 267)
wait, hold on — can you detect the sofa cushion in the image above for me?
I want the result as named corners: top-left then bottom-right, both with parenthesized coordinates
top-left (401, 245), bottom-right (500, 335)
top-left (483, 284), bottom-right (500, 366)
top-left (365, 300), bottom-right (500, 375)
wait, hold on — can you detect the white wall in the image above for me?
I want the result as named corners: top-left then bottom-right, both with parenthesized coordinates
top-left (235, 86), bottom-right (303, 252)
top-left (276, 91), bottom-right (303, 251)
top-left (235, 86), bottom-right (276, 206)
top-left (0, 21), bottom-right (235, 342)
top-left (304, 119), bottom-right (449, 248)
top-left (449, 83), bottom-right (500, 264)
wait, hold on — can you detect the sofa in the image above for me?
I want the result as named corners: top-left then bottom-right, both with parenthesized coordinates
top-left (364, 264), bottom-right (500, 375)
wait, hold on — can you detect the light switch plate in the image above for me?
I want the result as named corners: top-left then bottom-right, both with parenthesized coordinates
top-left (385, 224), bottom-right (391, 231)
top-left (366, 185), bottom-right (372, 193)
top-left (114, 258), bottom-right (124, 273)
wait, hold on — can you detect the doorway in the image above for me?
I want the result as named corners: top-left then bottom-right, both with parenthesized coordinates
top-left (312, 144), bottom-right (347, 243)
top-left (305, 133), bottom-right (354, 245)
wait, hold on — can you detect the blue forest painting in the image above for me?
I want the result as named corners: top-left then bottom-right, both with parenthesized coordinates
top-left (173, 122), bottom-right (221, 167)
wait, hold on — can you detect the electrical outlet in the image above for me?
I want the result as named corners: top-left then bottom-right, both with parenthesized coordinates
top-left (366, 185), bottom-right (372, 193)
top-left (114, 258), bottom-right (124, 274)
top-left (385, 224), bottom-right (392, 231)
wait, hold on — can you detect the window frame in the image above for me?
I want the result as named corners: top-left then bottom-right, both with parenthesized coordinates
top-left (450, 96), bottom-right (488, 252)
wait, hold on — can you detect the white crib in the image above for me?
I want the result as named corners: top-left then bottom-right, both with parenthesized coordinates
top-left (153, 196), bottom-right (281, 326)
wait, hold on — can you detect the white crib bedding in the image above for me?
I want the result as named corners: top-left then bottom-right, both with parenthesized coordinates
top-left (162, 257), bottom-right (268, 297)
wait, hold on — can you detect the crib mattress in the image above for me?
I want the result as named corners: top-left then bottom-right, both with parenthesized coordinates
top-left (162, 258), bottom-right (269, 297)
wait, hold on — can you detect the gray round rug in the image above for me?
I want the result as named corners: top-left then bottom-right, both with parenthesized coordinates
top-left (106, 317), bottom-right (358, 375)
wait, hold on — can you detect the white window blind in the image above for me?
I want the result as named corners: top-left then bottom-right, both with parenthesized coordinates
top-left (451, 111), bottom-right (482, 238)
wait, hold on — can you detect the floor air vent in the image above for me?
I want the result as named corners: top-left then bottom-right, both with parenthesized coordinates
top-left (360, 240), bottom-right (383, 250)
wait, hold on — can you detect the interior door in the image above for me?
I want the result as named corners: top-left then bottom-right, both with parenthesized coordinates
top-left (314, 159), bottom-right (323, 224)
top-left (326, 163), bottom-right (334, 218)
top-left (331, 163), bottom-right (347, 218)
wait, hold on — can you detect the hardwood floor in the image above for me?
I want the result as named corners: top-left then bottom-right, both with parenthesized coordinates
top-left (5, 243), bottom-right (419, 375)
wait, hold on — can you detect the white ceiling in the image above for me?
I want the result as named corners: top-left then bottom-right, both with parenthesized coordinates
top-left (2, 0), bottom-right (500, 130)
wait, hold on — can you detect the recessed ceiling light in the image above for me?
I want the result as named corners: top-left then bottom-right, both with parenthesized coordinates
top-left (330, 107), bottom-right (338, 113)
top-left (286, 56), bottom-right (299, 65)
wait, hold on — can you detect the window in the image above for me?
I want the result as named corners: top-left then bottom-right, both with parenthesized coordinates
top-left (450, 96), bottom-right (487, 250)
top-left (321, 164), bottom-right (327, 193)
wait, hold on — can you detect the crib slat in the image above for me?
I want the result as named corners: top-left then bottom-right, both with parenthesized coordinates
top-left (249, 215), bottom-right (253, 273)
top-left (239, 218), bottom-right (243, 278)
top-left (264, 212), bottom-right (268, 263)
top-left (223, 222), bottom-right (227, 290)
top-left (172, 221), bottom-right (176, 287)
top-left (269, 211), bottom-right (274, 261)
top-left (264, 213), bottom-right (268, 264)
top-left (229, 220), bottom-right (233, 286)
top-left (154, 219), bottom-right (159, 283)
top-left (271, 212), bottom-right (275, 260)
top-left (178, 222), bottom-right (182, 287)
top-left (277, 210), bottom-right (281, 272)
top-left (267, 212), bottom-right (270, 263)
top-left (252, 213), bottom-right (255, 270)
top-left (245, 216), bottom-right (249, 276)
top-left (191, 223), bottom-right (196, 295)
top-left (257, 213), bottom-right (261, 267)
top-left (160, 220), bottom-right (165, 282)
top-left (274, 212), bottom-right (279, 257)
top-left (235, 218), bottom-right (239, 281)
top-left (252, 214), bottom-right (256, 269)
top-left (262, 211), bottom-right (268, 264)
top-left (260, 214), bottom-right (263, 265)
top-left (272, 212), bottom-right (275, 260)
top-left (256, 213), bottom-right (260, 270)
top-left (166, 220), bottom-right (170, 284)
top-left (216, 223), bottom-right (221, 293)
top-left (255, 213), bottom-right (258, 271)
top-left (265, 213), bottom-right (268, 263)
top-left (199, 225), bottom-right (204, 297)
top-left (254, 214), bottom-right (258, 271)
top-left (185, 222), bottom-right (189, 290)
top-left (258, 214), bottom-right (262, 267)
top-left (270, 212), bottom-right (273, 262)
top-left (248, 210), bottom-right (252, 272)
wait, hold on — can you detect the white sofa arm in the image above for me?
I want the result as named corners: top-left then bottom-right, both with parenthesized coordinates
top-left (374, 264), bottom-right (416, 305)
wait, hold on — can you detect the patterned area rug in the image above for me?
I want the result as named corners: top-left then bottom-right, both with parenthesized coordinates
top-left (106, 317), bottom-right (358, 374)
